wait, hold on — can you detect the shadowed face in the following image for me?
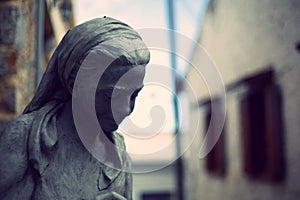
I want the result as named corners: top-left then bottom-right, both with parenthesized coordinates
top-left (95, 65), bottom-right (145, 132)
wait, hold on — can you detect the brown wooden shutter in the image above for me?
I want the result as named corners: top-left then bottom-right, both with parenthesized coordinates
top-left (240, 71), bottom-right (285, 182)
top-left (204, 98), bottom-right (226, 176)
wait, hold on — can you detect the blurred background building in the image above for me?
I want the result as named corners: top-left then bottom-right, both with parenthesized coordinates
top-left (183, 0), bottom-right (300, 199)
top-left (1, 0), bottom-right (300, 200)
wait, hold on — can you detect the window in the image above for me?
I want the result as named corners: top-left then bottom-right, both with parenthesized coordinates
top-left (240, 70), bottom-right (285, 182)
top-left (204, 98), bottom-right (226, 176)
top-left (141, 192), bottom-right (172, 200)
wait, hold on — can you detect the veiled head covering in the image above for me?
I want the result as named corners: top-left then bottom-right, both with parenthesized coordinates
top-left (24, 17), bottom-right (150, 113)
top-left (22, 17), bottom-right (150, 180)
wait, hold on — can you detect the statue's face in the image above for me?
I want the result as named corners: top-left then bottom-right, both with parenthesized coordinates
top-left (95, 65), bottom-right (145, 132)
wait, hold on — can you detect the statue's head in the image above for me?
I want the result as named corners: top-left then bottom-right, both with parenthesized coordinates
top-left (24, 17), bottom-right (150, 133)
top-left (64, 17), bottom-right (150, 133)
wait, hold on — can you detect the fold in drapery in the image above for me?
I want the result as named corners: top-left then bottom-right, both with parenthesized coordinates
top-left (19, 17), bottom-right (149, 199)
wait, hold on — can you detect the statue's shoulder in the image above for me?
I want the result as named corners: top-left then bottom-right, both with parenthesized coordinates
top-left (0, 112), bottom-right (37, 197)
top-left (0, 112), bottom-right (36, 142)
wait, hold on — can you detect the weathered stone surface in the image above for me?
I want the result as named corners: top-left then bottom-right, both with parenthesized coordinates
top-left (0, 3), bottom-right (20, 45)
top-left (0, 0), bottom-right (36, 125)
top-left (0, 17), bottom-right (150, 199)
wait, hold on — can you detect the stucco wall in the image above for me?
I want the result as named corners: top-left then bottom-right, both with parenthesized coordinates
top-left (184, 0), bottom-right (300, 199)
top-left (132, 165), bottom-right (176, 200)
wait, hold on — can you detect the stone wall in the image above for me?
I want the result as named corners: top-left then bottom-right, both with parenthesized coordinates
top-left (0, 0), bottom-right (37, 131)
top-left (0, 0), bottom-right (74, 132)
top-left (184, 0), bottom-right (300, 199)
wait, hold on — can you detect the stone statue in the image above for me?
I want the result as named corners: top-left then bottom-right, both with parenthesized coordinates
top-left (0, 17), bottom-right (150, 199)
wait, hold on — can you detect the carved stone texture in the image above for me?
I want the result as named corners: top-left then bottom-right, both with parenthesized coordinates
top-left (0, 17), bottom-right (150, 200)
top-left (0, 4), bottom-right (20, 45)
